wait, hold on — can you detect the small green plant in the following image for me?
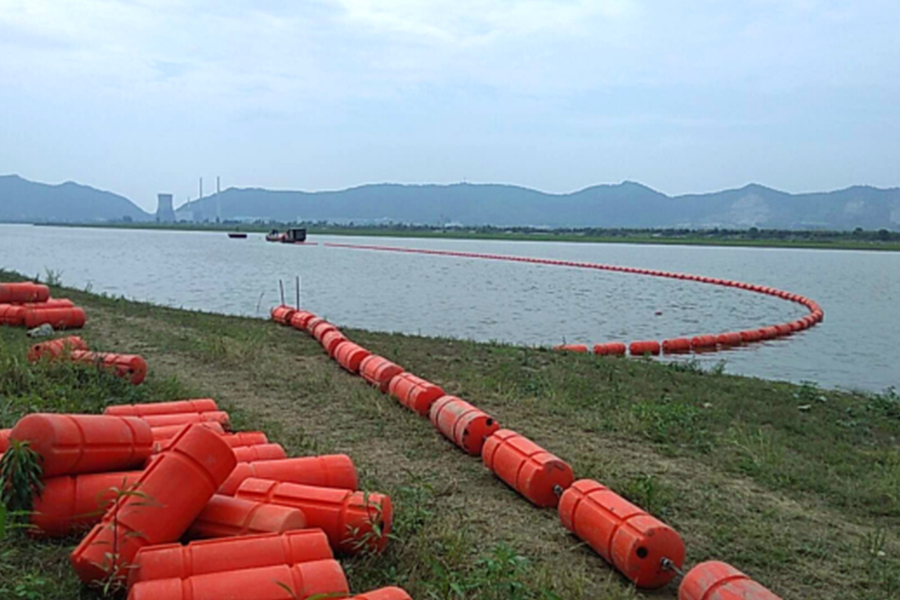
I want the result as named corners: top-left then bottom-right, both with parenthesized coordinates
top-left (620, 473), bottom-right (675, 517)
top-left (0, 440), bottom-right (44, 524)
top-left (42, 268), bottom-right (63, 287)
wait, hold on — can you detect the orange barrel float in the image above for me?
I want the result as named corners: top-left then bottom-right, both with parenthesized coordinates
top-left (69, 350), bottom-right (147, 385)
top-left (594, 342), bottom-right (627, 356)
top-left (716, 332), bottom-right (743, 347)
top-left (11, 413), bottom-right (153, 477)
top-left (774, 323), bottom-right (793, 336)
top-left (321, 329), bottom-right (348, 357)
top-left (128, 559), bottom-right (349, 600)
top-left (788, 320), bottom-right (803, 332)
top-left (739, 329), bottom-right (763, 343)
top-left (30, 471), bottom-right (141, 537)
top-left (312, 320), bottom-right (338, 342)
top-left (691, 335), bottom-right (718, 351)
top-left (359, 355), bottom-right (404, 392)
top-left (219, 455), bottom-right (358, 496)
top-left (236, 478), bottom-right (393, 555)
top-left (662, 338), bottom-right (692, 354)
top-left (233, 443), bottom-right (288, 463)
top-left (128, 529), bottom-right (333, 587)
top-left (105, 398), bottom-right (219, 417)
top-left (0, 304), bottom-right (26, 326)
top-left (352, 588), bottom-right (413, 600)
top-left (429, 395), bottom-right (499, 455)
top-left (758, 326), bottom-right (779, 340)
top-left (334, 342), bottom-right (371, 373)
top-left (388, 372), bottom-right (445, 416)
top-left (70, 424), bottom-right (236, 584)
top-left (289, 310), bottom-right (316, 331)
top-left (0, 428), bottom-right (11, 452)
top-left (481, 429), bottom-right (574, 507)
top-left (141, 410), bottom-right (230, 429)
top-left (186, 494), bottom-right (307, 539)
top-left (220, 431), bottom-right (269, 448)
top-left (22, 298), bottom-right (74, 309)
top-left (151, 422), bottom-right (225, 441)
top-left (679, 561), bottom-right (781, 600)
top-left (558, 479), bottom-right (685, 588)
top-left (270, 305), bottom-right (296, 325)
top-left (23, 306), bottom-right (86, 330)
top-left (554, 344), bottom-right (588, 353)
top-left (27, 335), bottom-right (89, 361)
top-left (304, 316), bottom-right (327, 335)
top-left (0, 282), bottom-right (50, 303)
top-left (629, 340), bottom-right (661, 356)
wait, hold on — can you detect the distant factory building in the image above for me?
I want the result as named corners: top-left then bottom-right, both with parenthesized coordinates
top-left (156, 193), bottom-right (175, 223)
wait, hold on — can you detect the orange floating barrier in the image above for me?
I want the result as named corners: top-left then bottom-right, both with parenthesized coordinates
top-left (388, 372), bottom-right (445, 416)
top-left (236, 478), bottom-right (393, 555)
top-left (270, 305), bottom-right (296, 325)
top-left (554, 344), bottom-right (588, 353)
top-left (129, 530), bottom-right (333, 587)
top-left (352, 588), bottom-right (413, 600)
top-left (774, 323), bottom-right (793, 336)
top-left (0, 428), bottom-right (10, 452)
top-left (739, 329), bottom-right (763, 343)
top-left (759, 326), bottom-right (779, 340)
top-left (679, 561), bottom-right (781, 600)
top-left (304, 316), bottom-right (327, 335)
top-left (150, 422), bottom-right (225, 441)
top-left (129, 530), bottom-right (333, 588)
top-left (219, 455), bottom-right (358, 496)
top-left (11, 413), bottom-right (153, 477)
top-left (559, 479), bottom-right (685, 588)
top-left (593, 342), bottom-right (627, 356)
top-left (661, 338), bottom-right (692, 354)
top-left (359, 355), bottom-right (404, 392)
top-left (0, 304), bottom-right (26, 326)
top-left (27, 335), bottom-right (88, 362)
top-left (691, 335), bottom-right (718, 350)
top-left (629, 340), bottom-right (661, 356)
top-left (429, 395), bottom-right (499, 455)
top-left (220, 431), bottom-right (269, 448)
top-left (105, 398), bottom-right (219, 417)
top-left (70, 424), bottom-right (236, 584)
top-left (141, 411), bottom-right (230, 429)
top-left (312, 321), bottom-right (338, 342)
top-left (482, 429), bottom-right (573, 507)
top-left (69, 350), bottom-right (147, 385)
top-left (289, 310), bottom-right (316, 330)
top-left (334, 342), bottom-right (371, 373)
top-left (186, 494), bottom-right (307, 539)
top-left (0, 282), bottom-right (50, 304)
top-left (23, 307), bottom-right (86, 330)
top-left (30, 471), bottom-right (141, 537)
top-left (21, 298), bottom-right (74, 309)
top-left (321, 329), bottom-right (348, 357)
top-left (128, 559), bottom-right (349, 600)
top-left (233, 443), bottom-right (288, 463)
top-left (716, 332), bottom-right (743, 346)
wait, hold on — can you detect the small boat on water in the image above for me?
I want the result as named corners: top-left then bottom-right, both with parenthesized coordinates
top-left (266, 228), bottom-right (308, 244)
top-left (227, 232), bottom-right (248, 239)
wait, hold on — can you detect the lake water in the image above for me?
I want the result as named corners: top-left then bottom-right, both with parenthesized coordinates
top-left (1, 224), bottom-right (897, 392)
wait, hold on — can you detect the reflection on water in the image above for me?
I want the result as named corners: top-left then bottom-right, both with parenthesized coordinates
top-left (1, 224), bottom-right (897, 392)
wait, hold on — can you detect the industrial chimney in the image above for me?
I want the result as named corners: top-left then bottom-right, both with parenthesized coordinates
top-left (156, 193), bottom-right (176, 223)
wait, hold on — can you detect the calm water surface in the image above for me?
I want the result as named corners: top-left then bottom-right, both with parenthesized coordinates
top-left (1, 224), bottom-right (897, 392)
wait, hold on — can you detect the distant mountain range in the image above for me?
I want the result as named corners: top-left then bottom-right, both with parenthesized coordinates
top-left (2, 174), bottom-right (900, 230)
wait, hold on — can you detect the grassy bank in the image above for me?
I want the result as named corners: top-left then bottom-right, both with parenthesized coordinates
top-left (1, 271), bottom-right (899, 599)
top-left (30, 222), bottom-right (900, 252)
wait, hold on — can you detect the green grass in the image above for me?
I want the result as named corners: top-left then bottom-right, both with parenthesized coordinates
top-left (1, 271), bottom-right (899, 598)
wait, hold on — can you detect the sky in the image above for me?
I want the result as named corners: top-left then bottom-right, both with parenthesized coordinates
top-left (1, 1), bottom-right (898, 212)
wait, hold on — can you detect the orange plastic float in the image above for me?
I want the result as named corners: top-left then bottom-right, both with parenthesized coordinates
top-left (558, 479), bottom-right (685, 588)
top-left (482, 429), bottom-right (574, 507)
top-left (22, 298), bottom-right (74, 309)
top-left (27, 335), bottom-right (89, 361)
top-left (359, 355), bottom-right (404, 392)
top-left (662, 338), bottom-right (692, 354)
top-left (289, 310), bottom-right (316, 330)
top-left (68, 350), bottom-right (147, 384)
top-left (129, 529), bottom-right (333, 587)
top-left (23, 307), bottom-right (86, 330)
top-left (105, 399), bottom-right (219, 417)
top-left (236, 478), bottom-right (393, 555)
top-left (220, 431), bottom-right (269, 448)
top-left (304, 316), bottom-right (327, 335)
top-left (679, 561), bottom-right (781, 600)
top-left (716, 332), bottom-right (743, 347)
top-left (141, 410), bottom-right (230, 429)
top-left (334, 342), bottom-right (372, 373)
top-left (321, 329), bottom-right (348, 356)
top-left (388, 372), bottom-right (445, 416)
top-left (70, 424), bottom-right (236, 584)
top-left (270, 305), bottom-right (296, 325)
top-left (0, 304), bottom-right (26, 326)
top-left (0, 428), bottom-right (9, 452)
top-left (0, 282), bottom-right (50, 304)
top-left (30, 471), bottom-right (141, 537)
top-left (429, 395), bottom-right (499, 455)
top-left (150, 422), bottom-right (225, 441)
top-left (312, 320), bottom-right (338, 342)
top-left (554, 344), bottom-right (588, 353)
top-left (218, 455), bottom-right (358, 496)
top-left (232, 443), bottom-right (288, 463)
top-left (186, 494), bottom-right (307, 539)
top-left (691, 335), bottom-right (718, 350)
top-left (127, 559), bottom-right (349, 600)
top-left (352, 588), bottom-right (413, 600)
top-left (629, 340), bottom-right (661, 356)
top-left (593, 342), bottom-right (627, 356)
top-left (11, 413), bottom-right (153, 477)
top-left (739, 329), bottom-right (763, 343)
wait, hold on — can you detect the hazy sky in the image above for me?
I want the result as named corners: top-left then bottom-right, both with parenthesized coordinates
top-left (1, 1), bottom-right (898, 212)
